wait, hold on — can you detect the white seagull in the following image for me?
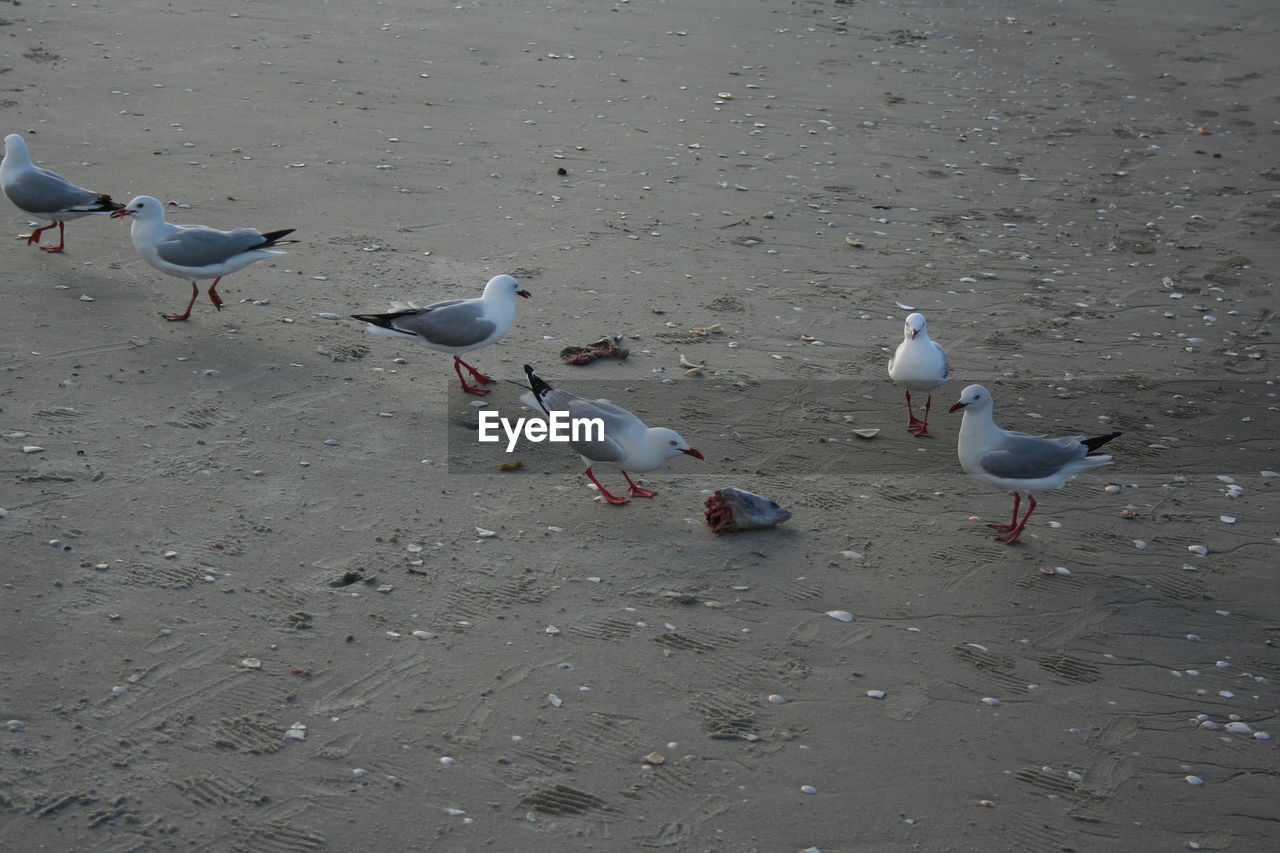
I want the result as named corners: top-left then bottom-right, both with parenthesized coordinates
top-left (521, 364), bottom-right (704, 504)
top-left (352, 275), bottom-right (531, 396)
top-left (2, 133), bottom-right (123, 252)
top-left (887, 311), bottom-right (949, 437)
top-left (948, 384), bottom-right (1120, 543)
top-left (111, 195), bottom-right (296, 321)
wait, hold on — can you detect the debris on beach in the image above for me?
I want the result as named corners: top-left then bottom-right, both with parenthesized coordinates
top-left (704, 488), bottom-right (791, 534)
top-left (560, 335), bottom-right (629, 365)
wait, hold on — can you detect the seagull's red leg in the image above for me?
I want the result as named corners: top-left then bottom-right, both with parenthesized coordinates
top-left (26, 221), bottom-right (56, 248)
top-left (987, 492), bottom-right (1021, 532)
top-left (584, 467), bottom-right (629, 504)
top-left (622, 471), bottom-right (658, 498)
top-left (165, 281), bottom-right (200, 321)
top-left (207, 277), bottom-right (225, 311)
top-left (998, 495), bottom-right (1037, 544)
top-left (38, 221), bottom-right (67, 253)
top-left (452, 356), bottom-right (490, 395)
top-left (454, 355), bottom-right (494, 385)
top-left (911, 394), bottom-right (935, 438)
top-left (906, 390), bottom-right (930, 436)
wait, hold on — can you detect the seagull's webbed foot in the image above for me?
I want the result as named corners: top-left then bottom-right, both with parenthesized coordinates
top-left (622, 472), bottom-right (657, 499)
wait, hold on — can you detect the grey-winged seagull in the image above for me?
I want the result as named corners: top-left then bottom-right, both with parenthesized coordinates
top-left (948, 384), bottom-right (1120, 543)
top-left (2, 133), bottom-right (123, 252)
top-left (352, 275), bottom-right (531, 396)
top-left (521, 364), bottom-right (703, 504)
top-left (888, 311), bottom-right (949, 437)
top-left (111, 195), bottom-right (296, 321)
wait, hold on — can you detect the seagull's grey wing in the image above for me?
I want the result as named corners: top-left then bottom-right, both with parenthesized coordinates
top-left (156, 225), bottom-right (270, 267)
top-left (533, 390), bottom-right (640, 462)
top-left (977, 434), bottom-right (1082, 480)
top-left (4, 168), bottom-right (102, 214)
top-left (564, 398), bottom-right (631, 463)
top-left (933, 341), bottom-right (949, 380)
top-left (390, 300), bottom-right (497, 348)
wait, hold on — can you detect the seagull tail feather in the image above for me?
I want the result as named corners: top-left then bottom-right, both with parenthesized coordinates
top-left (1082, 431), bottom-right (1121, 455)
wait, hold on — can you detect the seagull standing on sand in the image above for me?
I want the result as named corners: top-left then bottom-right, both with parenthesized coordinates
top-left (948, 384), bottom-right (1120, 543)
top-left (888, 312), bottom-right (949, 437)
top-left (111, 196), bottom-right (296, 321)
top-left (521, 364), bottom-right (704, 505)
top-left (1, 133), bottom-right (123, 252)
top-left (352, 275), bottom-right (531, 396)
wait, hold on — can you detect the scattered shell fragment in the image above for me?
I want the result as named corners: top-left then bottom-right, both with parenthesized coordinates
top-left (1187, 545), bottom-right (1209, 556)
top-left (981, 697), bottom-right (1001, 707)
top-left (439, 756), bottom-right (456, 765)
top-left (21, 446), bottom-right (44, 454)
top-left (1224, 722), bottom-right (1252, 735)
top-left (800, 785), bottom-right (818, 795)
top-left (678, 354), bottom-right (700, 369)
top-left (475, 527), bottom-right (497, 538)
top-left (826, 610), bottom-right (855, 623)
top-left (6, 720), bottom-right (28, 731)
top-left (642, 751), bottom-right (666, 765)
top-left (866, 690), bottom-right (886, 700)
top-left (767, 694), bottom-right (787, 704)
top-left (1185, 775), bottom-right (1205, 786)
top-left (548, 694), bottom-right (563, 708)
top-left (851, 428), bottom-right (880, 439)
top-left (240, 657), bottom-right (262, 670)
top-left (411, 630), bottom-right (435, 640)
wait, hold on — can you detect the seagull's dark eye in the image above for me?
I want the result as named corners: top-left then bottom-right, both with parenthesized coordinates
top-left (669, 440), bottom-right (677, 446)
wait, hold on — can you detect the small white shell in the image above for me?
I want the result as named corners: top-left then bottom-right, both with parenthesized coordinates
top-left (475, 527), bottom-right (497, 538)
top-left (678, 354), bottom-right (700, 369)
top-left (851, 428), bottom-right (880, 439)
top-left (866, 690), bottom-right (886, 700)
top-left (981, 697), bottom-right (1001, 707)
top-left (1224, 722), bottom-right (1252, 735)
top-left (1253, 731), bottom-right (1272, 740)
top-left (826, 610), bottom-right (855, 622)
top-left (800, 785), bottom-right (818, 795)
top-left (1187, 545), bottom-right (1209, 556)
top-left (440, 756), bottom-right (456, 765)
top-left (1185, 775), bottom-right (1205, 786)
top-left (411, 630), bottom-right (435, 640)
top-left (548, 694), bottom-right (563, 708)
top-left (767, 694), bottom-right (787, 704)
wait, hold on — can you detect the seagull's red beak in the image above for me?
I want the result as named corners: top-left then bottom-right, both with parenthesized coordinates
top-left (110, 208), bottom-right (133, 219)
top-left (911, 328), bottom-right (919, 339)
top-left (683, 448), bottom-right (705, 460)
top-left (517, 289), bottom-right (532, 299)
top-left (947, 401), bottom-right (967, 413)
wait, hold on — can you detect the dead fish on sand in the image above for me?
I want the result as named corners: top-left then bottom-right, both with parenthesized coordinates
top-left (704, 488), bottom-right (791, 534)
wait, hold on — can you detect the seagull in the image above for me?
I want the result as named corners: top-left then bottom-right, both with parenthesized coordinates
top-left (948, 384), bottom-right (1120, 543)
top-left (352, 275), bottom-right (531, 396)
top-left (521, 364), bottom-right (703, 504)
top-left (1, 133), bottom-right (123, 252)
top-left (111, 195), bottom-right (296, 321)
top-left (887, 311), bottom-right (949, 437)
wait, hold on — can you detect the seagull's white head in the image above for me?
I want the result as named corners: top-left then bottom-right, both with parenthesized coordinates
top-left (486, 273), bottom-right (532, 300)
top-left (904, 312), bottom-right (927, 340)
top-left (650, 427), bottom-right (705, 461)
top-left (3, 133), bottom-right (30, 161)
top-left (110, 195), bottom-right (165, 222)
top-left (948, 383), bottom-right (992, 415)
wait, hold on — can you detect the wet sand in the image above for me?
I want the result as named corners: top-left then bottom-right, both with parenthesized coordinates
top-left (2, 0), bottom-right (1277, 850)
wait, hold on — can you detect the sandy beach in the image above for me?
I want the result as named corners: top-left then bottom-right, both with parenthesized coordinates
top-left (2, 0), bottom-right (1277, 850)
